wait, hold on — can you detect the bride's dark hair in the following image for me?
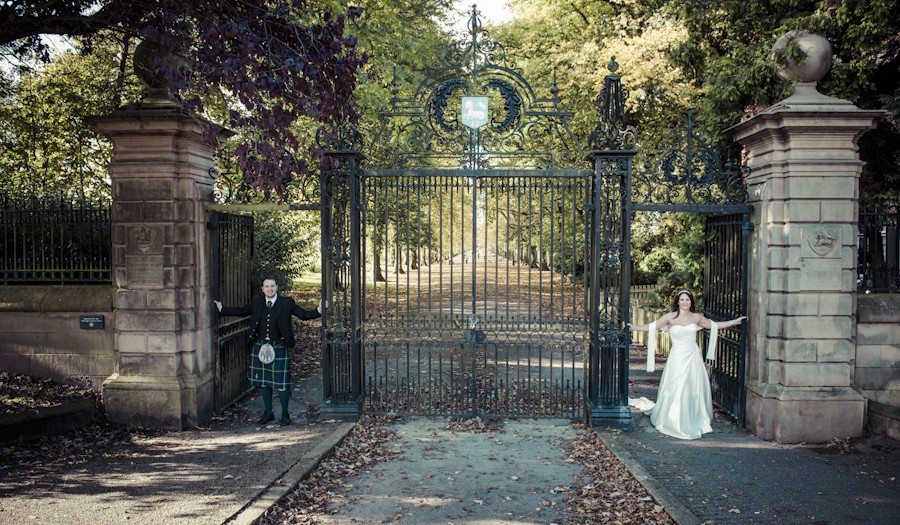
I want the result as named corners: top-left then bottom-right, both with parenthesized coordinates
top-left (671, 290), bottom-right (696, 318)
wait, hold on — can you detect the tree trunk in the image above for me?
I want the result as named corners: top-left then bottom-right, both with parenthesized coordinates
top-left (396, 247), bottom-right (406, 274)
top-left (374, 250), bottom-right (386, 282)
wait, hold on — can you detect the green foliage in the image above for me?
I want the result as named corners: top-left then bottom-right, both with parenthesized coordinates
top-left (0, 33), bottom-right (143, 198)
top-left (251, 211), bottom-right (320, 290)
top-left (496, 0), bottom-right (701, 149)
top-left (495, 0), bottom-right (898, 293)
top-left (632, 212), bottom-right (705, 307)
top-left (669, 0), bottom-right (900, 194)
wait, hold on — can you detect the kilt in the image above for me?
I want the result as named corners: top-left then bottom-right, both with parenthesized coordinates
top-left (249, 340), bottom-right (291, 391)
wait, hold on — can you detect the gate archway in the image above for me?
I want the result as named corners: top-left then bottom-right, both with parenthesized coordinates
top-left (628, 110), bottom-right (752, 424)
top-left (316, 7), bottom-right (751, 425)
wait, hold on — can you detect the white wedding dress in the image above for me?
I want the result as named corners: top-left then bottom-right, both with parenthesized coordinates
top-left (634, 323), bottom-right (714, 440)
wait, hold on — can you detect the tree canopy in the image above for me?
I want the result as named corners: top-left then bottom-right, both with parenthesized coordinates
top-left (1, 1), bottom-right (366, 195)
top-left (668, 0), bottom-right (899, 198)
top-left (2, 1), bottom-right (897, 291)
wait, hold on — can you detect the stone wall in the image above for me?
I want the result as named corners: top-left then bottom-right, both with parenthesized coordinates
top-left (856, 294), bottom-right (900, 440)
top-left (0, 285), bottom-right (114, 390)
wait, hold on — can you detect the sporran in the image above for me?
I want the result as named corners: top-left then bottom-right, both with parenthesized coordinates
top-left (258, 342), bottom-right (276, 364)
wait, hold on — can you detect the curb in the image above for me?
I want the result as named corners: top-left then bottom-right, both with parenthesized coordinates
top-left (595, 430), bottom-right (703, 525)
top-left (0, 398), bottom-right (98, 443)
top-left (224, 422), bottom-right (356, 525)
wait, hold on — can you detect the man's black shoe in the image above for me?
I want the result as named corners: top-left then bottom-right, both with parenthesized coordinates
top-left (279, 415), bottom-right (292, 426)
top-left (256, 413), bottom-right (274, 425)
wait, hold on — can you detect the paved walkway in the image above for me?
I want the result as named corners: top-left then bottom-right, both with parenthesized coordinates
top-left (0, 374), bottom-right (353, 525)
top-left (311, 418), bottom-right (585, 524)
top-left (601, 348), bottom-right (900, 524)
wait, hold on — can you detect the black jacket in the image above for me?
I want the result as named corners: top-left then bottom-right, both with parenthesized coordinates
top-left (220, 294), bottom-right (320, 348)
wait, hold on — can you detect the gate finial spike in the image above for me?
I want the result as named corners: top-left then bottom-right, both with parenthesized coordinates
top-left (608, 56), bottom-right (619, 73)
top-left (468, 4), bottom-right (482, 36)
top-left (589, 57), bottom-right (635, 150)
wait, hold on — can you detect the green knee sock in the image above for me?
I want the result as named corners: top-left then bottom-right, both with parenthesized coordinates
top-left (261, 387), bottom-right (273, 415)
top-left (278, 389), bottom-right (290, 417)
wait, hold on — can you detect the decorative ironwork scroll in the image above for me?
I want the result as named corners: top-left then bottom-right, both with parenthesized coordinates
top-left (316, 122), bottom-right (364, 153)
top-left (211, 153), bottom-right (320, 206)
top-left (633, 109), bottom-right (749, 208)
top-left (368, 6), bottom-right (584, 169)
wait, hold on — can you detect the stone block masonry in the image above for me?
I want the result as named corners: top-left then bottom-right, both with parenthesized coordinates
top-left (729, 83), bottom-right (885, 442)
top-left (93, 110), bottom-right (220, 430)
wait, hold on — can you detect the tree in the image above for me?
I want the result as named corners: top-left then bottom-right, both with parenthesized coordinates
top-left (0, 35), bottom-right (143, 198)
top-left (497, 0), bottom-right (698, 149)
top-left (1, 1), bottom-right (366, 195)
top-left (493, 0), bottom-right (899, 297)
top-left (669, 0), bottom-right (900, 198)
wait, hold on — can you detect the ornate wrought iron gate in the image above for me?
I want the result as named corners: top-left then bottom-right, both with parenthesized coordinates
top-left (317, 6), bottom-right (751, 425)
top-left (704, 213), bottom-right (750, 423)
top-left (317, 8), bottom-right (600, 419)
top-left (209, 211), bottom-right (255, 412)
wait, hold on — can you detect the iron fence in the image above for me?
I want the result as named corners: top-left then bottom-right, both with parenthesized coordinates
top-left (858, 202), bottom-right (899, 293)
top-left (1, 193), bottom-right (111, 284)
top-left (209, 211), bottom-right (255, 413)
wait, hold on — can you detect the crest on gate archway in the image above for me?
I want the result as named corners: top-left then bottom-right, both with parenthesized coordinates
top-left (365, 9), bottom-right (584, 170)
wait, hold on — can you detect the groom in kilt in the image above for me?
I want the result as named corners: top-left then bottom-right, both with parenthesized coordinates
top-left (215, 276), bottom-right (322, 425)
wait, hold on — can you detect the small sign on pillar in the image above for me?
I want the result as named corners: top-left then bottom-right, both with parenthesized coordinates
top-left (80, 315), bottom-right (105, 329)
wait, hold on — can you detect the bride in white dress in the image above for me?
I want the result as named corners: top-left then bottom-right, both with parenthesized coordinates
top-left (628, 290), bottom-right (746, 440)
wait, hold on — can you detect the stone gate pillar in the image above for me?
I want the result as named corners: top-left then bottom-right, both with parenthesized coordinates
top-left (92, 106), bottom-right (218, 430)
top-left (728, 37), bottom-right (885, 442)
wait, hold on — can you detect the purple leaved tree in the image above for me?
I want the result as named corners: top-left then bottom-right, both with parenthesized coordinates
top-left (1, 1), bottom-right (366, 196)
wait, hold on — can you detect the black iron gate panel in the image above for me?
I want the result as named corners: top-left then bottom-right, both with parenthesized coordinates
top-left (703, 212), bottom-right (750, 424)
top-left (361, 169), bottom-right (590, 418)
top-left (209, 211), bottom-right (255, 413)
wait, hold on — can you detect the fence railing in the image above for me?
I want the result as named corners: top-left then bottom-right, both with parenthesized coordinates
top-left (630, 284), bottom-right (673, 358)
top-left (1, 193), bottom-right (111, 284)
top-left (2, 194), bottom-right (894, 293)
top-left (858, 202), bottom-right (899, 293)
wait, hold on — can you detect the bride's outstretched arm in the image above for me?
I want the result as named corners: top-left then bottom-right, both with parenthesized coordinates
top-left (699, 315), bottom-right (747, 330)
top-left (628, 314), bottom-right (671, 332)
top-left (724, 316), bottom-right (747, 327)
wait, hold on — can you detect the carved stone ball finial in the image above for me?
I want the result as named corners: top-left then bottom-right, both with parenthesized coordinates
top-left (133, 39), bottom-right (188, 107)
top-left (771, 30), bottom-right (833, 83)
